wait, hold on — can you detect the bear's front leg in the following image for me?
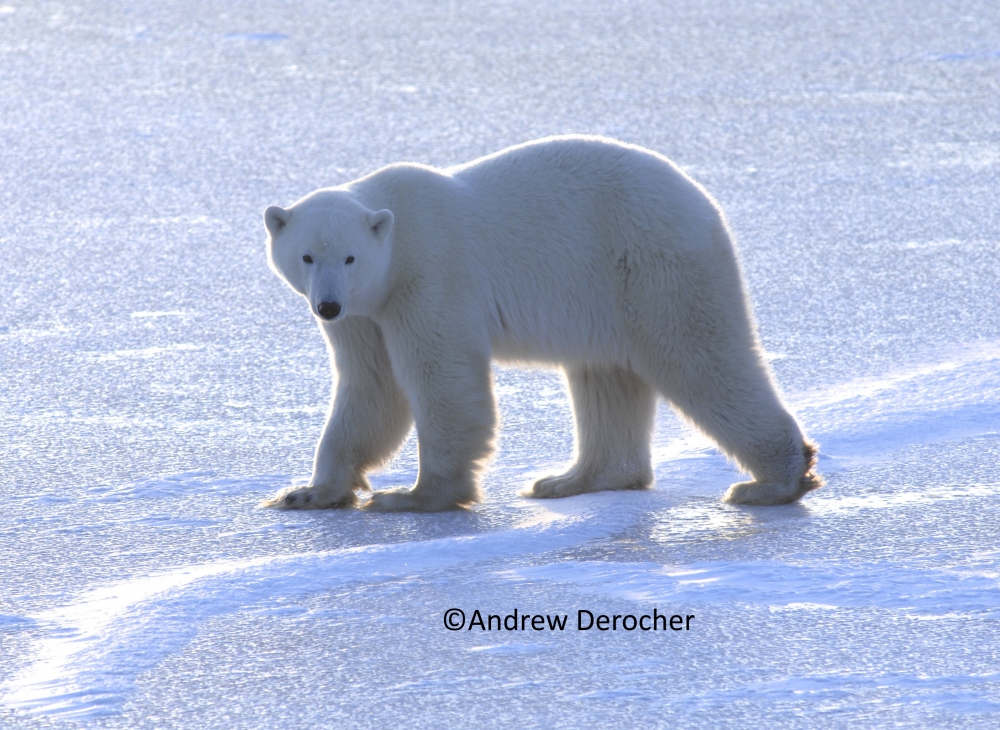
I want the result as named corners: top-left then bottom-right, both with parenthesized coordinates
top-left (262, 317), bottom-right (413, 510)
top-left (365, 339), bottom-right (496, 512)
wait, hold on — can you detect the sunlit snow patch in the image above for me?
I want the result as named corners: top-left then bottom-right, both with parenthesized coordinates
top-left (223, 32), bottom-right (288, 41)
top-left (791, 340), bottom-right (1000, 466)
top-left (468, 644), bottom-right (550, 655)
top-left (130, 311), bottom-right (193, 318)
top-left (507, 559), bottom-right (1000, 616)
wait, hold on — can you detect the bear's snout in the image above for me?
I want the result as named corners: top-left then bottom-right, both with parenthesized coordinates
top-left (317, 301), bottom-right (342, 320)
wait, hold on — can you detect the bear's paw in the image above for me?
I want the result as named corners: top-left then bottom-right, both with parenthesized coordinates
top-left (524, 469), bottom-right (651, 499)
top-left (259, 485), bottom-right (358, 510)
top-left (721, 478), bottom-right (811, 506)
top-left (363, 487), bottom-right (472, 513)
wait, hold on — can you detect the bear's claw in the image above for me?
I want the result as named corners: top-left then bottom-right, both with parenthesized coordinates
top-left (259, 485), bottom-right (357, 510)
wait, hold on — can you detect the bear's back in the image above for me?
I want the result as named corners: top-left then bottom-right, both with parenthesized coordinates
top-left (449, 136), bottom-right (725, 261)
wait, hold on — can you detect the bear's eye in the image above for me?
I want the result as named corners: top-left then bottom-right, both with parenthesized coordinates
top-left (345, 256), bottom-right (355, 265)
top-left (302, 255), bottom-right (313, 264)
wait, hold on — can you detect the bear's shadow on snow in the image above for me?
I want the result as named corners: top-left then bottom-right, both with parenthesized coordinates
top-left (270, 493), bottom-right (516, 544)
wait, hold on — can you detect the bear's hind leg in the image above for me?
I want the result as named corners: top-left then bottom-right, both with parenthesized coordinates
top-left (526, 366), bottom-right (655, 499)
top-left (647, 343), bottom-right (822, 506)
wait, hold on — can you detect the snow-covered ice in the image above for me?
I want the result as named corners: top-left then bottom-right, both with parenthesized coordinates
top-left (1, 0), bottom-right (998, 727)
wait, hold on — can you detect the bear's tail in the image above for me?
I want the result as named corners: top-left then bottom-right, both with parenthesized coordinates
top-left (798, 439), bottom-right (825, 496)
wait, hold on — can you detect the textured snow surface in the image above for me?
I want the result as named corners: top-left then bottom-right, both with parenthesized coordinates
top-left (2, 0), bottom-right (999, 727)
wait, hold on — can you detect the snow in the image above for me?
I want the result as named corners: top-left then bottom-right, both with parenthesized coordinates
top-left (1, 0), bottom-right (999, 726)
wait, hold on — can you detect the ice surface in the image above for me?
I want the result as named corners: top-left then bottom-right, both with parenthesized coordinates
top-left (1, 0), bottom-right (998, 727)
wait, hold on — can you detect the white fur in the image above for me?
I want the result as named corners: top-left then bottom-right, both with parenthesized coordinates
top-left (261, 135), bottom-right (822, 512)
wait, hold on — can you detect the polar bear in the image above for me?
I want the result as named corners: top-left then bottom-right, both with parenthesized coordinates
top-left (261, 135), bottom-right (822, 512)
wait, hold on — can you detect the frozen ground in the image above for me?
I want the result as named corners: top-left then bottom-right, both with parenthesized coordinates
top-left (1, 0), bottom-right (999, 726)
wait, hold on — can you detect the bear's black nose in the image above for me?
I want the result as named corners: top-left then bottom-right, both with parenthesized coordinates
top-left (317, 301), bottom-right (342, 320)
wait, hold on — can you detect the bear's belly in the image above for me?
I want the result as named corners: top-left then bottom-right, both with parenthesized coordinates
top-left (488, 311), bottom-right (631, 368)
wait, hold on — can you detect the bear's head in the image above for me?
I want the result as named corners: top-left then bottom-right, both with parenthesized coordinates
top-left (264, 190), bottom-right (394, 323)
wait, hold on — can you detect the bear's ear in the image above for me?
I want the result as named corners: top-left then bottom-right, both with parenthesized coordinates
top-left (367, 209), bottom-right (394, 241)
top-left (264, 206), bottom-right (291, 237)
